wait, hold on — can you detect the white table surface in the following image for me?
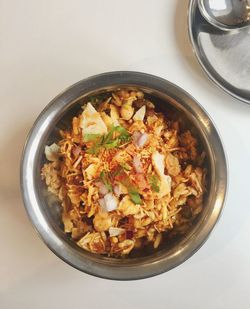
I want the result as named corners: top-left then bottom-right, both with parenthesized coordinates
top-left (1, 0), bottom-right (250, 308)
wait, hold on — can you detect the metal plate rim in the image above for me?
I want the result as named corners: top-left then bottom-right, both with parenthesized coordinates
top-left (188, 0), bottom-right (250, 105)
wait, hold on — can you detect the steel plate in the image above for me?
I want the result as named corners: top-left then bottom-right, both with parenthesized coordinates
top-left (188, 0), bottom-right (250, 104)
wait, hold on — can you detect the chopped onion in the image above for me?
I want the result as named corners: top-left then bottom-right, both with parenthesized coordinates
top-left (137, 133), bottom-right (148, 148)
top-left (98, 198), bottom-right (106, 210)
top-left (113, 184), bottom-right (121, 197)
top-left (104, 193), bottom-right (118, 212)
top-left (152, 151), bottom-right (172, 198)
top-left (95, 181), bottom-right (109, 196)
top-left (132, 131), bottom-right (141, 145)
top-left (99, 193), bottom-right (118, 212)
top-left (132, 131), bottom-right (148, 148)
top-left (133, 156), bottom-right (143, 173)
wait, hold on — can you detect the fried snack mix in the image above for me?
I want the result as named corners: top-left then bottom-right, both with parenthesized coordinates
top-left (41, 89), bottom-right (206, 256)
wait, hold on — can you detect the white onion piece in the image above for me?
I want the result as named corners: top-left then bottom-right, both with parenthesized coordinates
top-left (95, 181), bottom-right (109, 196)
top-left (132, 131), bottom-right (148, 148)
top-left (113, 184), bottom-right (121, 197)
top-left (132, 131), bottom-right (141, 145)
top-left (152, 151), bottom-right (172, 198)
top-left (98, 198), bottom-right (106, 210)
top-left (99, 193), bottom-right (118, 212)
top-left (137, 133), bottom-right (148, 148)
top-left (104, 193), bottom-right (118, 211)
top-left (133, 156), bottom-right (143, 173)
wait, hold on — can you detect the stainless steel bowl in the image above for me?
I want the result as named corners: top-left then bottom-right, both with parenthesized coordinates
top-left (20, 71), bottom-right (227, 280)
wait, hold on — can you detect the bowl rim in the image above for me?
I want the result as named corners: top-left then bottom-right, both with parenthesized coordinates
top-left (20, 71), bottom-right (228, 280)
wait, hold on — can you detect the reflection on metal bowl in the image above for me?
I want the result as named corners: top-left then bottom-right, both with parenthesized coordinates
top-left (20, 71), bottom-right (227, 280)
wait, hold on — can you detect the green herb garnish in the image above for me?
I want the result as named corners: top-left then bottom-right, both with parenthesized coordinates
top-left (84, 125), bottom-right (131, 154)
top-left (148, 174), bottom-right (160, 193)
top-left (117, 173), bottom-right (142, 205)
top-left (113, 126), bottom-right (131, 142)
top-left (100, 171), bottom-right (112, 192)
top-left (102, 125), bottom-right (130, 145)
top-left (101, 165), bottom-right (142, 204)
top-left (129, 190), bottom-right (142, 204)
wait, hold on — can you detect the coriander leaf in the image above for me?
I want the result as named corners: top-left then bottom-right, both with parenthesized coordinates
top-left (105, 125), bottom-right (130, 143)
top-left (113, 172), bottom-right (142, 204)
top-left (102, 130), bottom-right (113, 144)
top-left (129, 191), bottom-right (142, 205)
top-left (115, 126), bottom-right (131, 142)
top-left (103, 139), bottom-right (120, 149)
top-left (101, 125), bottom-right (131, 150)
top-left (148, 174), bottom-right (160, 193)
top-left (100, 171), bottom-right (112, 192)
top-left (84, 125), bottom-right (131, 154)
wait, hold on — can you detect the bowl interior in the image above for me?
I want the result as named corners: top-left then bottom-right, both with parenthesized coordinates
top-left (22, 72), bottom-right (226, 279)
top-left (36, 86), bottom-right (212, 261)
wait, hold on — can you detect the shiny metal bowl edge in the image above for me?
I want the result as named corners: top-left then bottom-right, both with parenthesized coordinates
top-left (20, 71), bottom-right (227, 280)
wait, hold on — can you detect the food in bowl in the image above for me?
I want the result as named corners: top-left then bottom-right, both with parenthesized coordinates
top-left (41, 88), bottom-right (207, 257)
